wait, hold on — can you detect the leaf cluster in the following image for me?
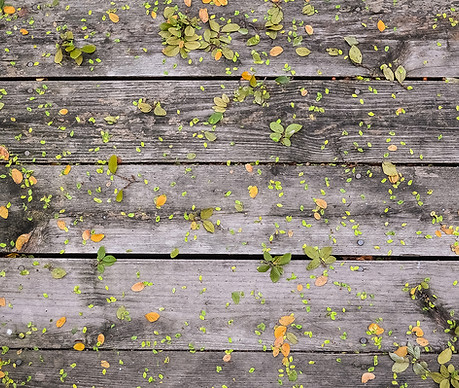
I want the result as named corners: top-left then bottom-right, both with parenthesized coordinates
top-left (188, 208), bottom-right (215, 233)
top-left (381, 63), bottom-right (407, 84)
top-left (430, 348), bottom-right (458, 387)
top-left (201, 18), bottom-right (240, 61)
top-left (54, 31), bottom-right (96, 66)
top-left (234, 83), bottom-right (270, 106)
top-left (265, 4), bottom-right (283, 39)
top-left (257, 252), bottom-right (291, 283)
top-left (343, 36), bottom-right (362, 65)
top-left (303, 245), bottom-right (336, 270)
top-left (389, 343), bottom-right (429, 376)
top-left (269, 120), bottom-right (302, 147)
top-left (212, 93), bottom-right (230, 113)
top-left (137, 98), bottom-right (167, 116)
top-left (96, 246), bottom-right (117, 274)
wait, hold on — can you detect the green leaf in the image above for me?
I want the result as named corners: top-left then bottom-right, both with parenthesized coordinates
top-left (202, 220), bottom-right (215, 233)
top-left (209, 19), bottom-right (220, 32)
top-left (81, 44), bottom-right (96, 54)
top-left (452, 379), bottom-right (459, 388)
top-left (74, 54), bottom-right (83, 66)
top-left (200, 208), bottom-right (214, 220)
top-left (307, 258), bottom-right (321, 271)
top-left (102, 255), bottom-right (117, 266)
top-left (344, 36), bottom-right (359, 46)
top-left (235, 202), bottom-right (244, 212)
top-left (441, 364), bottom-right (450, 378)
top-left (184, 41), bottom-right (201, 50)
top-left (221, 23), bottom-right (240, 33)
top-left (286, 332), bottom-right (298, 344)
top-left (257, 264), bottom-right (271, 272)
top-left (70, 48), bottom-right (82, 59)
top-left (392, 361), bottom-right (410, 373)
top-left (319, 247), bottom-right (332, 259)
top-left (395, 65), bottom-right (407, 84)
top-left (97, 263), bottom-right (105, 274)
top-left (187, 152), bottom-right (196, 160)
top-left (438, 348), bottom-right (453, 365)
top-left (51, 267), bottom-right (67, 279)
top-left (303, 245), bottom-right (319, 260)
top-left (440, 379), bottom-right (451, 388)
top-left (263, 251), bottom-right (273, 262)
top-left (138, 102), bottom-right (152, 113)
top-left (275, 76), bottom-right (290, 85)
top-left (381, 64), bottom-right (395, 81)
top-left (270, 121), bottom-right (284, 133)
top-left (170, 248), bottom-right (179, 258)
top-left (116, 190), bottom-right (123, 203)
top-left (108, 155), bottom-right (118, 174)
top-left (231, 291), bottom-right (241, 304)
top-left (162, 45), bottom-right (180, 57)
top-left (270, 133), bottom-right (281, 142)
top-left (288, 369), bottom-right (298, 382)
top-left (154, 103), bottom-right (167, 116)
top-left (323, 255), bottom-right (337, 265)
top-left (54, 48), bottom-right (63, 64)
top-left (208, 112), bottom-right (223, 125)
top-left (204, 131), bottom-right (217, 142)
top-left (389, 353), bottom-right (406, 363)
top-left (0, 102), bottom-right (4, 111)
top-left (247, 34), bottom-right (260, 46)
top-left (277, 253), bottom-right (292, 265)
top-left (280, 137), bottom-right (291, 147)
top-left (382, 161), bottom-right (398, 176)
top-left (97, 246), bottom-right (106, 261)
top-left (285, 123), bottom-right (302, 137)
top-left (104, 115), bottom-right (118, 124)
top-left (430, 372), bottom-right (446, 384)
top-left (296, 47), bottom-right (311, 57)
top-left (270, 266), bottom-right (281, 283)
top-left (116, 305), bottom-right (128, 320)
top-left (349, 45), bottom-right (362, 64)
top-left (413, 362), bottom-right (428, 376)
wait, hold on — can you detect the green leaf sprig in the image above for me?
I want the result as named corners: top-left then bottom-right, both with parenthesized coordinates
top-left (303, 245), bottom-right (336, 270)
top-left (96, 246), bottom-right (117, 274)
top-left (257, 252), bottom-right (291, 283)
top-left (54, 31), bottom-right (96, 66)
top-left (269, 120), bottom-right (302, 147)
top-left (265, 3), bottom-right (283, 39)
top-left (201, 18), bottom-right (240, 61)
top-left (187, 208), bottom-right (216, 233)
top-left (389, 343), bottom-right (430, 377)
top-left (430, 348), bottom-right (458, 387)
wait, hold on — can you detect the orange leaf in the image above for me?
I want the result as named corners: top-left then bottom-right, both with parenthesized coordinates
top-left (3, 6), bottom-right (16, 14)
top-left (202, 0), bottom-right (211, 3)
top-left (98, 333), bottom-right (105, 345)
top-left (0, 371), bottom-right (4, 379)
top-left (435, 230), bottom-right (442, 238)
top-left (315, 275), bottom-right (328, 287)
top-left (314, 198), bottom-right (327, 209)
top-left (245, 163), bottom-right (253, 173)
top-left (368, 323), bottom-right (384, 335)
top-left (282, 356), bottom-right (288, 366)
top-left (16, 233), bottom-right (31, 251)
top-left (274, 325), bottom-right (286, 339)
top-left (0, 297), bottom-right (5, 307)
top-left (82, 229), bottom-right (91, 241)
top-left (412, 327), bottom-right (424, 337)
top-left (73, 342), bottom-right (85, 351)
top-left (20, 28), bottom-right (29, 35)
top-left (63, 165), bottom-right (71, 175)
top-left (394, 346), bottom-right (408, 357)
top-left (91, 233), bottom-right (105, 243)
top-left (272, 347), bottom-right (280, 357)
top-left (0, 146), bottom-right (9, 161)
top-left (151, 11), bottom-right (157, 19)
top-left (279, 315), bottom-right (295, 326)
top-left (223, 353), bottom-right (231, 362)
top-left (56, 316), bottom-right (66, 328)
top-left (214, 51), bottom-right (222, 61)
top-left (0, 206), bottom-right (8, 220)
top-left (184, 0), bottom-right (192, 6)
top-left (214, 0), bottom-right (221, 4)
top-left (313, 212), bottom-right (321, 220)
top-left (101, 360), bottom-right (110, 368)
top-left (11, 168), bottom-right (23, 184)
top-left (296, 284), bottom-right (303, 292)
top-left (281, 342), bottom-right (290, 357)
top-left (219, 0), bottom-right (228, 5)
top-left (59, 108), bottom-right (68, 115)
top-left (145, 312), bottom-right (160, 322)
top-left (155, 194), bottom-right (167, 208)
top-left (441, 225), bottom-right (454, 235)
top-left (361, 372), bottom-right (375, 383)
top-left (249, 185), bottom-right (258, 199)
top-left (241, 71), bottom-right (252, 81)
top-left (29, 176), bottom-right (37, 185)
top-left (57, 220), bottom-right (67, 231)
top-left (305, 25), bottom-right (313, 35)
top-left (274, 335), bottom-right (284, 347)
top-left (269, 46), bottom-right (283, 57)
top-left (199, 8), bottom-right (209, 23)
top-left (416, 337), bottom-right (429, 346)
top-left (377, 20), bottom-right (386, 32)
top-left (109, 13), bottom-right (119, 23)
top-left (388, 144), bottom-right (397, 152)
top-left (131, 282), bottom-right (145, 292)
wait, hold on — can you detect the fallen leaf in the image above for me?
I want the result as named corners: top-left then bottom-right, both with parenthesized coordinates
top-left (29, 176), bottom-right (37, 185)
top-left (282, 356), bottom-right (288, 366)
top-left (82, 229), bottom-right (91, 241)
top-left (435, 230), bottom-right (442, 238)
top-left (16, 233), bottom-right (31, 251)
top-left (223, 353), bottom-right (231, 362)
top-left (281, 343), bottom-right (290, 357)
top-left (56, 317), bottom-right (66, 328)
top-left (3, 6), bottom-right (16, 14)
top-left (377, 20), bottom-right (386, 32)
top-left (269, 46), bottom-right (283, 57)
top-left (199, 8), bottom-right (209, 23)
top-left (388, 144), bottom-right (397, 152)
top-left (73, 342), bottom-right (85, 351)
top-left (97, 333), bottom-right (105, 345)
top-left (109, 13), bottom-right (119, 23)
top-left (145, 312), bottom-right (160, 322)
top-left (315, 275), bottom-right (328, 287)
top-left (131, 282), bottom-right (145, 292)
top-left (394, 346), bottom-right (408, 357)
top-left (279, 315), bottom-right (295, 326)
top-left (20, 28), bottom-right (29, 35)
top-left (155, 194), bottom-right (167, 208)
top-left (0, 371), bottom-right (4, 378)
top-left (249, 185), bottom-right (258, 198)
top-left (305, 25), bottom-right (313, 35)
top-left (0, 206), bottom-right (8, 220)
top-left (368, 323), bottom-right (384, 335)
top-left (245, 163), bottom-right (253, 173)
top-left (273, 347), bottom-right (280, 357)
top-left (412, 327), bottom-right (424, 337)
top-left (151, 11), bottom-right (157, 19)
top-left (59, 108), bottom-right (68, 115)
top-left (274, 335), bottom-right (284, 347)
top-left (214, 51), bottom-right (222, 61)
top-left (313, 212), bottom-right (321, 220)
top-left (57, 220), bottom-right (67, 231)
top-left (241, 71), bottom-right (252, 81)
top-left (416, 337), bottom-right (429, 346)
top-left (101, 360), bottom-right (110, 368)
top-left (314, 198), bottom-right (327, 209)
top-left (441, 225), bottom-right (454, 235)
top-left (0, 297), bottom-right (5, 307)
top-left (184, 0), bottom-right (191, 6)
top-left (63, 165), bottom-right (71, 175)
top-left (91, 233), bottom-right (105, 243)
top-left (362, 372), bottom-right (376, 383)
top-left (0, 146), bottom-right (9, 161)
top-left (274, 325), bottom-right (287, 339)
top-left (11, 168), bottom-right (23, 184)
top-left (51, 267), bottom-right (67, 279)
top-left (296, 284), bottom-right (303, 292)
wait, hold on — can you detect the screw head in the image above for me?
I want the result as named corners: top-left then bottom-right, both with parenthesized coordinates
top-left (357, 239), bottom-right (364, 246)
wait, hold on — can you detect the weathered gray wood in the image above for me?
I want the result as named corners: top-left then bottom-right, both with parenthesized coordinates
top-left (1, 80), bottom-right (459, 164)
top-left (1, 259), bottom-right (458, 352)
top-left (1, 350), bottom-right (456, 387)
top-left (0, 0), bottom-right (458, 78)
top-left (1, 164), bottom-right (458, 256)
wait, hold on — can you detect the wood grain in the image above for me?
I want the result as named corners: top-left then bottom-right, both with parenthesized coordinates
top-left (0, 0), bottom-right (458, 78)
top-left (1, 80), bottom-right (459, 164)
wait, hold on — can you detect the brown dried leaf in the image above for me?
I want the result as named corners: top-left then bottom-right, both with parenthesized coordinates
top-left (91, 233), bottom-right (105, 242)
top-left (388, 144), bottom-right (397, 151)
top-left (315, 198), bottom-right (327, 209)
top-left (416, 337), bottom-right (429, 346)
top-left (131, 282), bottom-right (145, 292)
top-left (269, 46), bottom-right (283, 57)
top-left (315, 275), bottom-right (328, 287)
top-left (245, 163), bottom-right (253, 173)
top-left (16, 233), bottom-right (31, 251)
top-left (199, 8), bottom-right (209, 23)
top-left (223, 353), bottom-right (231, 362)
top-left (82, 229), bottom-right (91, 241)
top-left (108, 13), bottom-right (119, 23)
top-left (441, 225), bottom-right (454, 235)
top-left (394, 346), bottom-right (408, 357)
top-left (361, 372), bottom-right (375, 383)
top-left (73, 342), bottom-right (85, 351)
top-left (0, 146), bottom-right (9, 161)
top-left (0, 297), bottom-right (6, 307)
top-left (279, 315), bottom-right (295, 326)
top-left (281, 342), bottom-right (290, 357)
top-left (249, 185), bottom-right (258, 199)
top-left (274, 325), bottom-right (287, 339)
top-left (101, 360), bottom-right (110, 368)
top-left (11, 168), bottom-right (23, 184)
top-left (0, 206), bottom-right (8, 220)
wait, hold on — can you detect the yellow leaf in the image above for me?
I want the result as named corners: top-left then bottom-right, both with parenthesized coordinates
top-left (73, 342), bottom-right (85, 351)
top-left (109, 13), bottom-right (119, 23)
top-left (20, 28), bottom-right (29, 35)
top-left (131, 282), bottom-right (145, 292)
top-left (279, 315), bottom-right (295, 326)
top-left (361, 372), bottom-right (375, 383)
top-left (97, 333), bottom-right (105, 345)
top-left (63, 165), bottom-right (71, 175)
top-left (377, 20), bottom-right (386, 32)
top-left (11, 168), bottom-right (23, 184)
top-left (249, 185), bottom-right (258, 199)
top-left (91, 233), bottom-right (105, 243)
top-left (56, 316), bottom-right (66, 328)
top-left (269, 46), bottom-right (283, 57)
top-left (155, 194), bottom-right (167, 208)
top-left (145, 312), bottom-right (160, 322)
top-left (16, 233), bottom-right (31, 251)
top-left (274, 325), bottom-right (286, 339)
top-left (0, 206), bottom-right (8, 220)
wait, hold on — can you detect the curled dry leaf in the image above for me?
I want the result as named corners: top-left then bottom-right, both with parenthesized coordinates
top-left (199, 8), bottom-right (209, 23)
top-left (315, 275), bottom-right (328, 287)
top-left (241, 71), bottom-right (252, 81)
top-left (279, 315), bottom-right (295, 326)
top-left (411, 327), bottom-right (424, 337)
top-left (108, 13), bottom-right (119, 23)
top-left (249, 185), bottom-right (258, 199)
top-left (73, 342), bottom-right (85, 351)
top-left (57, 220), bottom-right (67, 231)
top-left (314, 198), bottom-right (327, 209)
top-left (435, 230), bottom-right (442, 238)
top-left (145, 312), bottom-right (160, 322)
top-left (394, 346), bottom-right (408, 357)
top-left (131, 282), bottom-right (145, 292)
top-left (0, 206), bottom-right (8, 220)
top-left (155, 194), bottom-right (167, 208)
top-left (56, 316), bottom-right (66, 328)
top-left (82, 229), bottom-right (91, 241)
top-left (91, 233), bottom-right (105, 243)
top-left (416, 337), bottom-right (429, 346)
top-left (223, 353), bottom-right (231, 362)
top-left (269, 46), bottom-right (283, 57)
top-left (0, 297), bottom-right (6, 307)
top-left (16, 233), bottom-right (31, 251)
top-left (0, 146), bottom-right (9, 161)
top-left (361, 372), bottom-right (376, 383)
top-left (101, 360), bottom-right (110, 368)
top-left (274, 325), bottom-right (287, 339)
top-left (11, 168), bottom-right (23, 184)
top-left (97, 333), bottom-right (105, 345)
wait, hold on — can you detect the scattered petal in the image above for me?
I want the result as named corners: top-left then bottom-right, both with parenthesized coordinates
top-left (0, 297), bottom-right (6, 307)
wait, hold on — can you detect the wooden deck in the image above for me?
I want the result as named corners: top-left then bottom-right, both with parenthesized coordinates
top-left (1, 0), bottom-right (459, 387)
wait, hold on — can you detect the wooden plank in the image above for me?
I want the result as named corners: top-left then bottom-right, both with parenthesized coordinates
top-left (1, 80), bottom-right (459, 164)
top-left (1, 259), bottom-right (457, 352)
top-left (1, 349), bottom-right (455, 388)
top-left (0, 0), bottom-right (458, 78)
top-left (1, 164), bottom-right (458, 256)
